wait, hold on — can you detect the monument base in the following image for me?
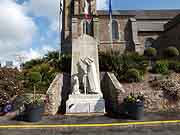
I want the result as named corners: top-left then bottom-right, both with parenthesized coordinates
top-left (66, 94), bottom-right (105, 113)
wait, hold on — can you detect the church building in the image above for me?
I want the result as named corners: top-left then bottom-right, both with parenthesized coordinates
top-left (61, 0), bottom-right (180, 54)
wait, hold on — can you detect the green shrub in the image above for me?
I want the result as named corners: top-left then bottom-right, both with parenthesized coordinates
top-left (144, 47), bottom-right (157, 58)
top-left (152, 60), bottom-right (169, 74)
top-left (29, 72), bottom-right (42, 83)
top-left (122, 53), bottom-right (148, 76)
top-left (99, 51), bottom-right (148, 81)
top-left (168, 60), bottom-right (179, 70)
top-left (59, 54), bottom-right (71, 73)
top-left (124, 68), bottom-right (142, 82)
top-left (164, 46), bottom-right (179, 58)
top-left (174, 63), bottom-right (180, 73)
top-left (99, 51), bottom-right (110, 71)
top-left (168, 60), bottom-right (180, 73)
top-left (22, 59), bottom-right (43, 69)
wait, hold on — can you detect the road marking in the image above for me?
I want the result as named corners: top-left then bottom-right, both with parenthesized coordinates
top-left (43, 113), bottom-right (105, 116)
top-left (64, 113), bottom-right (105, 116)
top-left (0, 120), bottom-right (180, 128)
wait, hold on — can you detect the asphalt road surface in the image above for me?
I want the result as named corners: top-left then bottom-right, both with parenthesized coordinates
top-left (0, 125), bottom-right (180, 135)
top-left (0, 112), bottom-right (180, 135)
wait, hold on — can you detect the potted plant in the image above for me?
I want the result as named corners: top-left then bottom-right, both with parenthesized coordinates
top-left (23, 72), bottom-right (45, 122)
top-left (123, 93), bottom-right (145, 120)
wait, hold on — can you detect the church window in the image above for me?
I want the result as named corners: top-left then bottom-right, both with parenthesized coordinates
top-left (112, 20), bottom-right (119, 40)
top-left (83, 20), bottom-right (93, 36)
top-left (145, 38), bottom-right (155, 48)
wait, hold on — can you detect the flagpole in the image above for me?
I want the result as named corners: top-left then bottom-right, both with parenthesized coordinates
top-left (109, 13), bottom-right (113, 50)
top-left (59, 0), bottom-right (61, 60)
top-left (109, 0), bottom-right (113, 50)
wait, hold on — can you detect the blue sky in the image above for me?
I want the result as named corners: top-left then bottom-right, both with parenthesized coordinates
top-left (0, 0), bottom-right (179, 66)
top-left (109, 0), bottom-right (180, 10)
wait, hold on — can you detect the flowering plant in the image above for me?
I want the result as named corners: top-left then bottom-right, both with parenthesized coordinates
top-left (124, 93), bottom-right (144, 104)
top-left (3, 102), bottom-right (13, 113)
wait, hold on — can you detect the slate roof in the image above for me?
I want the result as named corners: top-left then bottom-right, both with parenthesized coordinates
top-left (97, 10), bottom-right (180, 20)
top-left (164, 13), bottom-right (180, 30)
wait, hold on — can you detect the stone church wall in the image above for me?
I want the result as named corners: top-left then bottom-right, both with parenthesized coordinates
top-left (155, 15), bottom-right (180, 55)
top-left (98, 16), bottom-right (133, 53)
top-left (137, 32), bottom-right (160, 54)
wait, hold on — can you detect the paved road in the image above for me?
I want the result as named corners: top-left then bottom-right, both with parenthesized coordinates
top-left (0, 125), bottom-right (180, 135)
top-left (2, 112), bottom-right (180, 125)
top-left (0, 112), bottom-right (180, 135)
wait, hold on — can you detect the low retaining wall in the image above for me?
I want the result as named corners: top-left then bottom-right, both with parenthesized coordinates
top-left (101, 73), bottom-right (180, 113)
top-left (101, 72), bottom-right (125, 114)
top-left (45, 74), bottom-right (63, 115)
top-left (122, 76), bottom-right (180, 112)
top-left (45, 73), bottom-right (71, 115)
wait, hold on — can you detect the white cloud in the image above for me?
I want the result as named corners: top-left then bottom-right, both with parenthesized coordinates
top-left (0, 0), bottom-right (109, 64)
top-left (97, 0), bottom-right (108, 10)
top-left (19, 45), bottom-right (56, 62)
top-left (27, 0), bottom-right (59, 20)
top-left (0, 0), bottom-right (37, 61)
top-left (26, 0), bottom-right (59, 32)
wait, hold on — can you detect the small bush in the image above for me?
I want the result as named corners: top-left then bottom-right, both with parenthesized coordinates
top-left (168, 60), bottom-right (179, 69)
top-left (168, 60), bottom-right (180, 73)
top-left (152, 60), bottom-right (169, 74)
top-left (99, 51), bottom-right (148, 82)
top-left (144, 47), bottom-right (157, 58)
top-left (121, 52), bottom-right (148, 76)
top-left (29, 72), bottom-right (42, 83)
top-left (168, 60), bottom-right (177, 70)
top-left (174, 63), bottom-right (180, 73)
top-left (59, 54), bottom-right (71, 73)
top-left (99, 51), bottom-right (114, 71)
top-left (124, 68), bottom-right (142, 82)
top-left (164, 46), bottom-right (179, 58)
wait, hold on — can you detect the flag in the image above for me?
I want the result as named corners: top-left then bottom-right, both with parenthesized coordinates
top-left (60, 0), bottom-right (63, 15)
top-left (109, 0), bottom-right (112, 16)
top-left (84, 0), bottom-right (89, 15)
top-left (84, 0), bottom-right (91, 21)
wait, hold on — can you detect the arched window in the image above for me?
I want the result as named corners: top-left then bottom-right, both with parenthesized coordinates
top-left (83, 20), bottom-right (93, 36)
top-left (112, 20), bottom-right (119, 40)
top-left (145, 38), bottom-right (155, 49)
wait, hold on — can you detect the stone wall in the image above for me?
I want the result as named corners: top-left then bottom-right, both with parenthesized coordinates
top-left (120, 74), bottom-right (180, 112)
top-left (45, 73), bottom-right (71, 115)
top-left (98, 16), bottom-right (133, 53)
top-left (137, 32), bottom-right (160, 54)
top-left (101, 72), bottom-right (180, 113)
top-left (154, 14), bottom-right (180, 55)
top-left (101, 72), bottom-right (125, 114)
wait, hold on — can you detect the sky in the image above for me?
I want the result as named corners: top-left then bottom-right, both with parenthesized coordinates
top-left (0, 0), bottom-right (180, 65)
top-left (99, 0), bottom-right (180, 10)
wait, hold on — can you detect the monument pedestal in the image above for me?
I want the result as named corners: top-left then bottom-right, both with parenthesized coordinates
top-left (66, 94), bottom-right (105, 113)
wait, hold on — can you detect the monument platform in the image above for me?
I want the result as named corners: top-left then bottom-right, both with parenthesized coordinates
top-left (66, 94), bottom-right (105, 113)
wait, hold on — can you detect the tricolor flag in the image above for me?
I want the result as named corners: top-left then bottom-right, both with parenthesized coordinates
top-left (84, 0), bottom-right (91, 21)
top-left (109, 0), bottom-right (112, 16)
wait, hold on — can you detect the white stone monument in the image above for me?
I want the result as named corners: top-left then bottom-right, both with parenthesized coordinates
top-left (66, 34), bottom-right (105, 113)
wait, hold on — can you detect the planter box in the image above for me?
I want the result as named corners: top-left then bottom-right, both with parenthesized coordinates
top-left (124, 101), bottom-right (144, 120)
top-left (24, 103), bottom-right (44, 122)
